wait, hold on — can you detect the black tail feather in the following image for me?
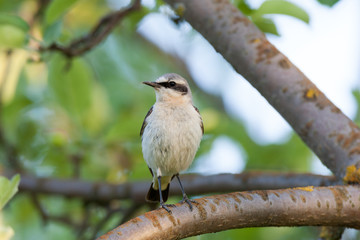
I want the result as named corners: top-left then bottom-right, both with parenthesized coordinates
top-left (146, 183), bottom-right (170, 203)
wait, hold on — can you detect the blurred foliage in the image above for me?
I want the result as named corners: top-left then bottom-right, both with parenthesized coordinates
top-left (188, 226), bottom-right (318, 240)
top-left (234, 0), bottom-right (309, 36)
top-left (0, 0), bottom-right (354, 239)
top-left (0, 175), bottom-right (19, 240)
top-left (317, 0), bottom-right (340, 7)
top-left (0, 13), bottom-right (29, 49)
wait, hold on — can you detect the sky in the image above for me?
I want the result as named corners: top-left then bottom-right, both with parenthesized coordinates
top-left (137, 0), bottom-right (360, 175)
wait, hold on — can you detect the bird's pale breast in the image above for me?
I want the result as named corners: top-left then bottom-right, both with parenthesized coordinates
top-left (142, 103), bottom-right (202, 176)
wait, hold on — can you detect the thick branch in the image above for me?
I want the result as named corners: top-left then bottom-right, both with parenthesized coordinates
top-left (41, 0), bottom-right (141, 58)
top-left (98, 185), bottom-right (360, 240)
top-left (163, 0), bottom-right (360, 180)
top-left (3, 171), bottom-right (337, 203)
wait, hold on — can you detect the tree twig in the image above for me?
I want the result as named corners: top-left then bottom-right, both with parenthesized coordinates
top-left (2, 171), bottom-right (338, 203)
top-left (30, 193), bottom-right (80, 228)
top-left (30, 194), bottom-right (50, 224)
top-left (77, 201), bottom-right (92, 239)
top-left (163, 0), bottom-right (360, 181)
top-left (98, 185), bottom-right (360, 240)
top-left (71, 153), bottom-right (83, 179)
top-left (40, 0), bottom-right (141, 58)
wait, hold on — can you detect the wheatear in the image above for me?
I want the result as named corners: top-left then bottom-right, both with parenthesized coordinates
top-left (140, 73), bottom-right (204, 213)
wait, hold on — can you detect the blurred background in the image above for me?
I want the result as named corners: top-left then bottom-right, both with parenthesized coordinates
top-left (0, 0), bottom-right (359, 239)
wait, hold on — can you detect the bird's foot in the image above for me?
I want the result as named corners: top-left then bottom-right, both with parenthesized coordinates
top-left (160, 202), bottom-right (176, 213)
top-left (180, 196), bottom-right (197, 211)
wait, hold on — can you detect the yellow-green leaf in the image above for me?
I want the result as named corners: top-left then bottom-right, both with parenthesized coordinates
top-left (45, 0), bottom-right (78, 25)
top-left (0, 14), bottom-right (29, 48)
top-left (0, 174), bottom-right (20, 210)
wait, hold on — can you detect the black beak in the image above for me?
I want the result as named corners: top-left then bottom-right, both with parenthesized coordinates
top-left (142, 81), bottom-right (161, 88)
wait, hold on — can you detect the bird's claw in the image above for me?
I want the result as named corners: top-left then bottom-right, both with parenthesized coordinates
top-left (180, 196), bottom-right (196, 211)
top-left (160, 203), bottom-right (176, 213)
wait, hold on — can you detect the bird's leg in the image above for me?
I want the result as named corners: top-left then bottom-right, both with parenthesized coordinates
top-left (157, 176), bottom-right (173, 213)
top-left (175, 174), bottom-right (196, 211)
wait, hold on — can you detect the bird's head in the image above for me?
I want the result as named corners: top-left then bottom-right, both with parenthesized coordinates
top-left (143, 73), bottom-right (193, 104)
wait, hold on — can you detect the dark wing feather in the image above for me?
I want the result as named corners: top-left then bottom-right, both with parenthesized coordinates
top-left (140, 106), bottom-right (153, 137)
top-left (148, 167), bottom-right (153, 176)
top-left (146, 182), bottom-right (170, 203)
top-left (193, 105), bottom-right (204, 135)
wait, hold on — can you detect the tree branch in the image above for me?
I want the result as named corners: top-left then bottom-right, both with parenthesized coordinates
top-left (98, 185), bottom-right (360, 240)
top-left (40, 0), bottom-right (141, 58)
top-left (2, 171), bottom-right (337, 203)
top-left (162, 0), bottom-right (360, 180)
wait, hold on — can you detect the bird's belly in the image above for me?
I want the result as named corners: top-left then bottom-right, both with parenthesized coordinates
top-left (142, 117), bottom-right (202, 176)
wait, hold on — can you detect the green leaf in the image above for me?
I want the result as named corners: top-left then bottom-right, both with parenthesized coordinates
top-left (48, 54), bottom-right (93, 124)
top-left (236, 0), bottom-right (254, 15)
top-left (43, 20), bottom-right (63, 44)
top-left (0, 13), bottom-right (29, 32)
top-left (352, 89), bottom-right (360, 126)
top-left (0, 174), bottom-right (20, 210)
top-left (317, 0), bottom-right (340, 7)
top-left (251, 0), bottom-right (310, 24)
top-left (253, 17), bottom-right (279, 35)
top-left (0, 25), bottom-right (28, 48)
top-left (16, 118), bottom-right (37, 151)
top-left (0, 14), bottom-right (29, 48)
top-left (45, 0), bottom-right (78, 25)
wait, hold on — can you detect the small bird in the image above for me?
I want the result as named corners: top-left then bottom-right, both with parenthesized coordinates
top-left (140, 73), bottom-right (204, 213)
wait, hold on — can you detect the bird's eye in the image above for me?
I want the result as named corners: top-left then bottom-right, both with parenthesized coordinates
top-left (169, 81), bottom-right (176, 87)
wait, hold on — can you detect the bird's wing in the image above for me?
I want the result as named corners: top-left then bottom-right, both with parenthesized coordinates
top-left (193, 105), bottom-right (204, 135)
top-left (140, 105), bottom-right (153, 137)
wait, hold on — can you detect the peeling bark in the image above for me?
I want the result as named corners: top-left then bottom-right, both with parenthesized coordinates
top-left (98, 186), bottom-right (360, 240)
top-left (163, 0), bottom-right (360, 180)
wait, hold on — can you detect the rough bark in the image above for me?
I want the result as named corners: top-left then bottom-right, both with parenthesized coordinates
top-left (98, 185), bottom-right (360, 240)
top-left (2, 171), bottom-right (337, 203)
top-left (163, 0), bottom-right (360, 180)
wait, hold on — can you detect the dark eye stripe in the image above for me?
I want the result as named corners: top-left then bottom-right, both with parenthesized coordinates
top-left (158, 82), bottom-right (171, 88)
top-left (173, 85), bottom-right (188, 94)
top-left (158, 82), bottom-right (188, 94)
